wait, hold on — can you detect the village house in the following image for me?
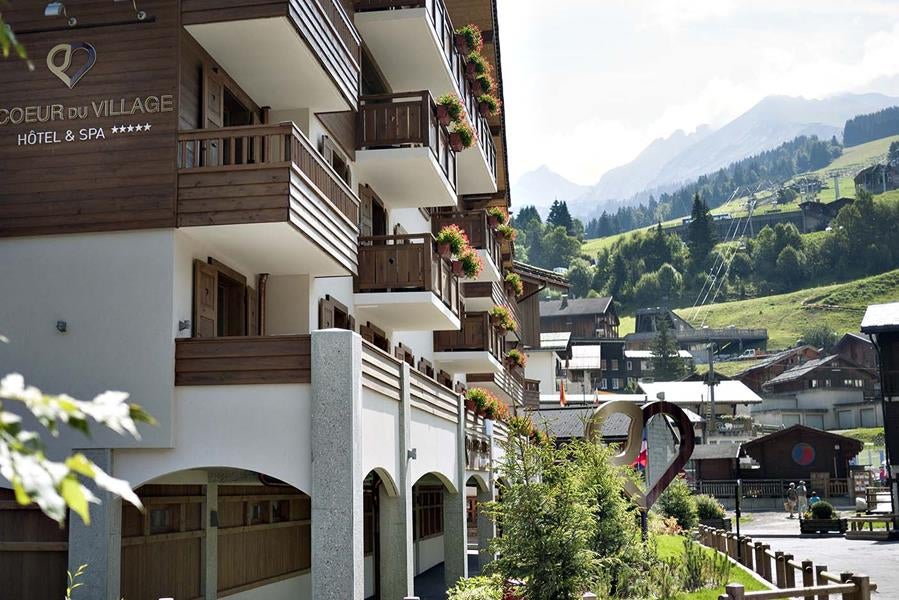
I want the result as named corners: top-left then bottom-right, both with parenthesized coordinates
top-left (735, 345), bottom-right (822, 395)
top-left (0, 2), bottom-right (563, 599)
top-left (539, 295), bottom-right (620, 340)
top-left (854, 163), bottom-right (899, 195)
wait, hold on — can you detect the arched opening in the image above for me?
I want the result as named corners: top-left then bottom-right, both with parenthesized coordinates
top-left (363, 468), bottom-right (399, 600)
top-left (465, 474), bottom-right (494, 576)
top-left (411, 471), bottom-right (466, 598)
top-left (120, 467), bottom-right (311, 600)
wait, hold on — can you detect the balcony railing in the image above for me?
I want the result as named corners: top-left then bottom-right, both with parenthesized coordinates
top-left (355, 233), bottom-right (462, 319)
top-left (354, 0), bottom-right (496, 182)
top-left (357, 91), bottom-right (457, 191)
top-left (463, 281), bottom-right (519, 328)
top-left (177, 122), bottom-right (359, 225)
top-left (434, 311), bottom-right (503, 360)
top-left (432, 210), bottom-right (501, 269)
top-left (175, 335), bottom-right (312, 385)
top-left (524, 378), bottom-right (540, 407)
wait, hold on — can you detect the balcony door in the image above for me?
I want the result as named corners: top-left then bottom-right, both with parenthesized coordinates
top-left (360, 186), bottom-right (387, 237)
top-left (193, 258), bottom-right (259, 338)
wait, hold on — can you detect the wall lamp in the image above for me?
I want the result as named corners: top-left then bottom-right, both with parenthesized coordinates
top-left (407, 448), bottom-right (417, 460)
top-left (44, 1), bottom-right (77, 26)
top-left (114, 0), bottom-right (147, 21)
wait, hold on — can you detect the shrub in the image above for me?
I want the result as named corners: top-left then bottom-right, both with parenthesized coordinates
top-left (478, 93), bottom-right (501, 115)
top-left (695, 494), bottom-right (726, 520)
top-left (468, 51), bottom-right (490, 76)
top-left (808, 500), bottom-right (836, 520)
top-left (447, 575), bottom-right (502, 600)
top-left (508, 415), bottom-right (534, 437)
top-left (450, 120), bottom-right (476, 148)
top-left (504, 272), bottom-right (523, 296)
top-left (487, 206), bottom-right (507, 224)
top-left (455, 23), bottom-right (483, 53)
top-left (460, 246), bottom-right (484, 279)
top-left (436, 224), bottom-right (470, 256)
top-left (436, 93), bottom-right (464, 122)
top-left (656, 474), bottom-right (698, 530)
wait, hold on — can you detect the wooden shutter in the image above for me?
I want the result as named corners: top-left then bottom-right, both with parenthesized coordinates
top-left (319, 296), bottom-right (336, 329)
top-left (246, 286), bottom-right (259, 336)
top-left (202, 66), bottom-right (224, 166)
top-left (193, 259), bottom-right (218, 337)
top-left (359, 186), bottom-right (374, 237)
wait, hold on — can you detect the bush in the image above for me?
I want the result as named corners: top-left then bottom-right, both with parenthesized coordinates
top-left (656, 475), bottom-right (698, 530)
top-left (808, 500), bottom-right (836, 520)
top-left (447, 575), bottom-right (502, 600)
top-left (695, 494), bottom-right (726, 520)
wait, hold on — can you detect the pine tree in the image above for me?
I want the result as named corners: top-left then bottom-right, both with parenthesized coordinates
top-left (650, 317), bottom-right (687, 380)
top-left (547, 200), bottom-right (574, 235)
top-left (687, 193), bottom-right (715, 268)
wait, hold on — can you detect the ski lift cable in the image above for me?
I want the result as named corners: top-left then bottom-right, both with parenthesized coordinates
top-left (688, 211), bottom-right (743, 321)
top-left (698, 210), bottom-right (754, 326)
top-left (692, 214), bottom-right (743, 319)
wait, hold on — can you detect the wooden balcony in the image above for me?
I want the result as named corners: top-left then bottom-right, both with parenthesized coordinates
top-left (354, 233), bottom-right (463, 331)
top-left (432, 211), bottom-right (502, 282)
top-left (355, 92), bottom-right (458, 208)
top-left (177, 122), bottom-right (359, 276)
top-left (524, 378), bottom-right (540, 408)
top-left (353, 0), bottom-right (496, 193)
top-left (433, 311), bottom-right (504, 374)
top-left (175, 335), bottom-right (312, 385)
top-left (183, 0), bottom-right (360, 111)
top-left (462, 281), bottom-right (520, 336)
top-left (468, 366), bottom-right (524, 407)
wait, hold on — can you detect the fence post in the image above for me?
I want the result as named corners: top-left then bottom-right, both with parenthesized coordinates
top-left (741, 537), bottom-right (753, 570)
top-left (728, 533), bottom-right (738, 558)
top-left (802, 559), bottom-right (814, 588)
top-left (753, 543), bottom-right (764, 578)
top-left (775, 551), bottom-right (786, 588)
top-left (840, 572), bottom-right (855, 600)
top-left (815, 564), bottom-right (828, 600)
top-left (761, 544), bottom-right (772, 582)
top-left (725, 583), bottom-right (745, 599)
top-left (784, 554), bottom-right (796, 587)
top-left (852, 574), bottom-right (871, 600)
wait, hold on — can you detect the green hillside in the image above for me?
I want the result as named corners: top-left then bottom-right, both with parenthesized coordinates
top-left (674, 269), bottom-right (899, 349)
top-left (581, 133), bottom-right (899, 255)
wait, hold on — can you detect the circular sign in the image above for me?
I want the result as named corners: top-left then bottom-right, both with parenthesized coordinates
top-left (792, 442), bottom-right (816, 466)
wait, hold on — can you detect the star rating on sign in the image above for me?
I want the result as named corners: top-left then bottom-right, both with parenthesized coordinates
top-left (111, 123), bottom-right (154, 134)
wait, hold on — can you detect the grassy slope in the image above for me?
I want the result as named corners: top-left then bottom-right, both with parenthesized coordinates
top-left (655, 534), bottom-right (769, 599)
top-left (676, 269), bottom-right (899, 349)
top-left (580, 134), bottom-right (899, 255)
top-left (694, 359), bottom-right (763, 378)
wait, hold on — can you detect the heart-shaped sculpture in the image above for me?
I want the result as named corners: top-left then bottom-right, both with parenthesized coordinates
top-left (585, 399), bottom-right (695, 510)
top-left (47, 42), bottom-right (97, 89)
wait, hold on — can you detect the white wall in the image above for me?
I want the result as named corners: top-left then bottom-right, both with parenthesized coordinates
top-left (227, 573), bottom-right (309, 600)
top-left (266, 274), bottom-right (311, 335)
top-left (0, 230), bottom-right (177, 448)
top-left (361, 388), bottom-right (401, 490)
top-left (410, 409), bottom-right (459, 488)
top-left (415, 534), bottom-right (445, 575)
top-left (526, 352), bottom-right (557, 394)
top-left (115, 384), bottom-right (313, 492)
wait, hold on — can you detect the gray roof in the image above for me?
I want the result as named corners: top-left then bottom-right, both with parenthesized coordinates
top-left (540, 297), bottom-right (614, 318)
top-left (861, 302), bottom-right (899, 333)
top-left (532, 406), bottom-right (630, 439)
top-left (690, 442), bottom-right (742, 461)
top-left (736, 345), bottom-right (818, 376)
top-left (764, 355), bottom-right (839, 386)
top-left (538, 331), bottom-right (571, 351)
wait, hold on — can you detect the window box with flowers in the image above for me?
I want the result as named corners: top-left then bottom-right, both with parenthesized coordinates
top-left (466, 51), bottom-right (489, 81)
top-left (489, 305), bottom-right (514, 330)
top-left (436, 94), bottom-right (464, 127)
top-left (486, 206), bottom-right (506, 228)
top-left (435, 224), bottom-right (469, 260)
top-left (454, 23), bottom-right (482, 55)
top-left (448, 120), bottom-right (475, 153)
top-left (458, 246), bottom-right (484, 279)
top-left (495, 223), bottom-right (517, 242)
top-left (504, 272), bottom-right (523, 297)
top-left (505, 349), bottom-right (527, 369)
top-left (477, 93), bottom-right (501, 117)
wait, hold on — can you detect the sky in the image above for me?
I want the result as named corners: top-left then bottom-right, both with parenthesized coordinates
top-left (496, 0), bottom-right (899, 186)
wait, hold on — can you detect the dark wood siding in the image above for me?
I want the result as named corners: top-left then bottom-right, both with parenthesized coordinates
top-left (175, 335), bottom-right (312, 385)
top-left (0, 0), bottom-right (179, 236)
top-left (518, 293), bottom-right (540, 348)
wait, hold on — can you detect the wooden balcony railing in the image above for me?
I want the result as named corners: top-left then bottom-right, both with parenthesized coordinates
top-left (357, 91), bottom-right (457, 191)
top-left (355, 233), bottom-right (462, 319)
top-left (434, 311), bottom-right (503, 360)
top-left (175, 335), bottom-right (312, 385)
top-left (524, 378), bottom-right (540, 407)
top-left (177, 122), bottom-right (359, 225)
top-left (354, 0), bottom-right (496, 182)
top-left (432, 210), bottom-right (502, 269)
top-left (463, 281), bottom-right (520, 331)
top-left (321, 0), bottom-right (362, 64)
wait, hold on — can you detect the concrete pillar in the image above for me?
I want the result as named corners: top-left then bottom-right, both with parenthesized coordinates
top-left (67, 448), bottom-right (121, 600)
top-left (443, 398), bottom-right (468, 588)
top-left (204, 482), bottom-right (218, 600)
top-left (476, 483), bottom-right (496, 572)
top-left (311, 329), bottom-right (364, 600)
top-left (379, 363), bottom-right (415, 599)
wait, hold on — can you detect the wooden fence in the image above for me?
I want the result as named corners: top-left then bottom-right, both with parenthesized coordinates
top-left (697, 525), bottom-right (876, 599)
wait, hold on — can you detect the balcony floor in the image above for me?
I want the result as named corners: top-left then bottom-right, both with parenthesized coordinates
top-left (354, 291), bottom-right (461, 332)
top-left (432, 351), bottom-right (502, 375)
top-left (472, 249), bottom-right (501, 283)
top-left (458, 142), bottom-right (498, 196)
top-left (355, 147), bottom-right (457, 209)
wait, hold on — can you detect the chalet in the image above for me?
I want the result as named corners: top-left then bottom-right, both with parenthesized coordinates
top-left (624, 349), bottom-right (695, 382)
top-left (753, 355), bottom-right (881, 430)
top-left (0, 1), bottom-right (549, 599)
top-left (689, 442), bottom-right (743, 481)
top-left (742, 425), bottom-right (863, 481)
top-left (799, 197), bottom-right (853, 232)
top-left (855, 164), bottom-right (899, 195)
top-left (735, 345), bottom-right (822, 394)
top-left (833, 332), bottom-right (878, 370)
top-left (539, 295), bottom-right (620, 340)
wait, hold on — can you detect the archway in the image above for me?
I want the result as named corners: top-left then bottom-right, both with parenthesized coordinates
top-left (363, 468), bottom-right (399, 600)
top-left (411, 471), bottom-right (467, 597)
top-left (120, 466), bottom-right (312, 600)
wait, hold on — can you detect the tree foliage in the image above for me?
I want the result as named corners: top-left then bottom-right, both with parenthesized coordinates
top-left (844, 107), bottom-right (899, 147)
top-left (687, 194), bottom-right (716, 270)
top-left (547, 200), bottom-right (575, 235)
top-left (650, 319), bottom-right (687, 380)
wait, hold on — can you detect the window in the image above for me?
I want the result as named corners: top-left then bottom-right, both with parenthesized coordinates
top-left (591, 374), bottom-right (604, 390)
top-left (250, 501), bottom-right (270, 525)
top-left (809, 380), bottom-right (818, 388)
top-left (320, 135), bottom-right (351, 185)
top-left (319, 294), bottom-right (354, 331)
top-left (600, 379), bottom-right (608, 390)
top-left (643, 360), bottom-right (651, 371)
top-left (601, 359), bottom-right (607, 370)
top-left (611, 378), bottom-right (622, 389)
top-left (611, 359), bottom-right (619, 370)
top-left (824, 379), bottom-right (832, 388)
top-left (413, 486), bottom-right (444, 540)
top-left (149, 506), bottom-right (178, 534)
top-left (360, 321), bottom-right (389, 352)
top-left (626, 360), bottom-right (633, 371)
top-left (627, 377), bottom-right (636, 388)
top-left (192, 258), bottom-right (259, 337)
top-left (272, 500), bottom-right (291, 523)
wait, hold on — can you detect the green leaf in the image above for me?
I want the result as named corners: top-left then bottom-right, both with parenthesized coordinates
top-left (129, 403), bottom-right (157, 426)
top-left (61, 477), bottom-right (90, 525)
top-left (65, 453), bottom-right (96, 478)
top-left (12, 479), bottom-right (30, 506)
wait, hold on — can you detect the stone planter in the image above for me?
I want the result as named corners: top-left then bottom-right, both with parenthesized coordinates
top-left (699, 517), bottom-right (732, 531)
top-left (799, 518), bottom-right (847, 534)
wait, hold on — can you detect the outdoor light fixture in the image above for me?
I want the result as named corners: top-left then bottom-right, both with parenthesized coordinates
top-left (407, 448), bottom-right (417, 460)
top-left (114, 0), bottom-right (147, 21)
top-left (56, 320), bottom-right (67, 333)
top-left (44, 1), bottom-right (65, 16)
top-left (178, 319), bottom-right (191, 332)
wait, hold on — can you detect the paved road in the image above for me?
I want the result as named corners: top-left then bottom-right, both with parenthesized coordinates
top-left (737, 511), bottom-right (898, 596)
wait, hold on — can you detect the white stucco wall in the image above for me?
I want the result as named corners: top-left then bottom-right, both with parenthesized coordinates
top-left (410, 409), bottom-right (458, 488)
top-left (227, 574), bottom-right (309, 600)
top-left (115, 384), bottom-right (313, 492)
top-left (526, 352), bottom-right (558, 394)
top-left (415, 534), bottom-right (445, 575)
top-left (361, 388), bottom-right (401, 491)
top-left (266, 274), bottom-right (311, 335)
top-left (0, 230), bottom-right (177, 448)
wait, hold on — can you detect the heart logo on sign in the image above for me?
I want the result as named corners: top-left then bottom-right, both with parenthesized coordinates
top-left (586, 400), bottom-right (695, 510)
top-left (47, 42), bottom-right (97, 89)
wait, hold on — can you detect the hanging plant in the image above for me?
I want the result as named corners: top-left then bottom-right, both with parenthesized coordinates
top-left (486, 206), bottom-right (506, 227)
top-left (496, 223), bottom-right (517, 241)
top-left (489, 304), bottom-right (511, 328)
top-left (436, 93), bottom-right (464, 126)
top-left (448, 120), bottom-right (476, 153)
top-left (505, 349), bottom-right (527, 368)
top-left (504, 272), bottom-right (523, 296)
top-left (465, 387), bottom-right (492, 416)
top-left (466, 51), bottom-right (490, 81)
top-left (436, 224), bottom-right (469, 258)
top-left (475, 72), bottom-right (494, 94)
top-left (477, 93), bottom-right (501, 117)
top-left (459, 246), bottom-right (484, 279)
top-left (454, 23), bottom-right (483, 54)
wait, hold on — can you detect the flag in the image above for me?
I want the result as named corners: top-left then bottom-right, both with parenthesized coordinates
top-left (593, 390), bottom-right (601, 405)
top-left (632, 430), bottom-right (648, 470)
top-left (559, 379), bottom-right (566, 406)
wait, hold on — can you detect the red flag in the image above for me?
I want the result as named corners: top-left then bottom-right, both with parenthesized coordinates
top-left (559, 379), bottom-right (567, 406)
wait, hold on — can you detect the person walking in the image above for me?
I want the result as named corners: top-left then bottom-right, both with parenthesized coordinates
top-left (797, 480), bottom-right (808, 516)
top-left (786, 482), bottom-right (798, 519)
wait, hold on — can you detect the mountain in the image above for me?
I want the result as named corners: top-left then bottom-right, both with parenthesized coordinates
top-left (511, 165), bottom-right (589, 213)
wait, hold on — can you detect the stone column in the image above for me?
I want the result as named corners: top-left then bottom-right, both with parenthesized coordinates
top-left (204, 482), bottom-right (218, 600)
top-left (67, 448), bottom-right (121, 600)
top-left (476, 483), bottom-right (496, 572)
top-left (311, 329), bottom-right (364, 600)
top-left (379, 363), bottom-right (415, 599)
top-left (443, 399), bottom-right (469, 588)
